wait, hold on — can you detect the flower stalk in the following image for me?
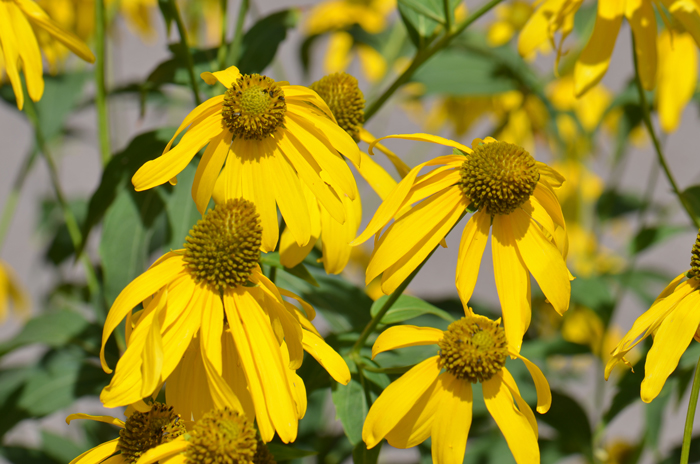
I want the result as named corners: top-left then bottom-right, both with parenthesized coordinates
top-left (169, 0), bottom-right (201, 105)
top-left (681, 354), bottom-right (700, 464)
top-left (95, 0), bottom-right (111, 165)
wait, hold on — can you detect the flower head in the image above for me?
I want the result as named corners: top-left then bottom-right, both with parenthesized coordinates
top-left (99, 200), bottom-right (350, 443)
top-left (606, 230), bottom-right (700, 402)
top-left (132, 66), bottom-right (361, 260)
top-left (0, 0), bottom-right (95, 110)
top-left (353, 134), bottom-right (572, 351)
top-left (363, 313), bottom-right (552, 464)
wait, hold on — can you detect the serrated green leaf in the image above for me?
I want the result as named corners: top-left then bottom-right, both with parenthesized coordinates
top-left (370, 294), bottom-right (454, 324)
top-left (0, 310), bottom-right (88, 356)
top-left (266, 443), bottom-right (318, 461)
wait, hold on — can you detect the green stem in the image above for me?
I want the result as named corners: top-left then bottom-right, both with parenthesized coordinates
top-left (443, 0), bottom-right (452, 33)
top-left (169, 0), bottom-right (201, 105)
top-left (364, 0), bottom-right (504, 121)
top-left (216, 0), bottom-right (230, 71)
top-left (631, 35), bottom-right (700, 229)
top-left (24, 100), bottom-right (100, 297)
top-left (681, 354), bottom-right (700, 464)
top-left (95, 0), bottom-right (111, 164)
top-left (227, 0), bottom-right (249, 67)
top-left (0, 150), bottom-right (39, 250)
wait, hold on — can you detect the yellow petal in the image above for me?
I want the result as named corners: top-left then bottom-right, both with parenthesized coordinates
top-left (7, 3), bottom-right (43, 102)
top-left (662, 0), bottom-right (700, 48)
top-left (483, 373), bottom-right (539, 464)
top-left (141, 288), bottom-right (167, 397)
top-left (167, 338), bottom-right (216, 421)
top-left (282, 85), bottom-right (335, 120)
top-left (500, 367), bottom-right (538, 434)
top-left (133, 114), bottom-right (223, 192)
top-left (0, 3), bottom-right (24, 110)
top-left (574, 0), bottom-right (624, 96)
top-left (192, 132), bottom-right (231, 214)
top-left (164, 96), bottom-right (225, 154)
top-left (359, 129), bottom-right (411, 178)
top-left (508, 348), bottom-right (552, 413)
top-left (371, 325), bottom-right (443, 359)
top-left (222, 331), bottom-right (257, 420)
top-left (368, 133), bottom-right (472, 157)
top-left (301, 329), bottom-right (350, 384)
top-left (536, 162), bottom-right (565, 188)
top-left (350, 152), bottom-right (398, 201)
top-left (279, 185), bottom-right (321, 268)
top-left (16, 0), bottom-right (94, 63)
top-left (199, 287), bottom-right (224, 375)
top-left (510, 209), bottom-right (571, 315)
top-left (517, 0), bottom-right (559, 58)
top-left (101, 255), bottom-right (185, 373)
top-left (357, 44), bottom-right (387, 83)
top-left (68, 439), bottom-right (119, 464)
top-left (456, 210), bottom-right (490, 307)
top-left (323, 31), bottom-right (353, 74)
top-left (268, 146), bottom-right (312, 247)
top-left (641, 290), bottom-right (700, 402)
top-left (320, 194), bottom-right (359, 274)
top-left (626, 0), bottom-right (657, 90)
top-left (136, 437), bottom-right (188, 464)
top-left (65, 414), bottom-right (125, 427)
top-left (159, 278), bottom-right (199, 379)
top-left (657, 30), bottom-right (698, 132)
top-left (491, 215), bottom-right (531, 353)
top-left (431, 373), bottom-right (473, 464)
top-left (200, 329), bottom-right (245, 414)
top-left (362, 356), bottom-right (441, 448)
top-left (200, 66), bottom-right (241, 87)
top-left (384, 373), bottom-right (441, 448)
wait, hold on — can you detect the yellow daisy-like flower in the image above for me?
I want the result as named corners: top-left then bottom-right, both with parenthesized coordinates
top-left (127, 407), bottom-right (276, 464)
top-left (132, 66), bottom-right (361, 256)
top-left (353, 135), bottom-right (572, 351)
top-left (99, 199), bottom-right (350, 443)
top-left (519, 0), bottom-right (700, 97)
top-left (65, 402), bottom-right (186, 464)
top-left (605, 230), bottom-right (700, 403)
top-left (363, 313), bottom-right (552, 464)
top-left (0, 260), bottom-right (29, 322)
top-left (0, 0), bottom-right (95, 110)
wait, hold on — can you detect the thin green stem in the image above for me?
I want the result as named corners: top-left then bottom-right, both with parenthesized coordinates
top-left (631, 34), bottom-right (700, 229)
top-left (443, 0), bottom-right (452, 33)
top-left (364, 0), bottom-right (504, 121)
top-left (95, 0), bottom-right (111, 164)
top-left (169, 0), bottom-right (201, 105)
top-left (681, 354), bottom-right (700, 464)
top-left (216, 0), bottom-right (230, 71)
top-left (227, 0), bottom-right (249, 67)
top-left (24, 100), bottom-right (100, 297)
top-left (0, 150), bottom-right (38, 250)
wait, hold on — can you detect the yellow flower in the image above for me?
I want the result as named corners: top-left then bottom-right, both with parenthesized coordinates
top-left (323, 31), bottom-right (387, 83)
top-left (105, 0), bottom-right (158, 41)
top-left (122, 407), bottom-right (276, 464)
top-left (487, 0), bottom-right (533, 47)
top-left (35, 0), bottom-right (94, 73)
top-left (99, 200), bottom-right (350, 443)
top-left (0, 260), bottom-right (29, 322)
top-left (656, 28), bottom-right (698, 132)
top-left (362, 313), bottom-right (551, 464)
top-left (519, 0), bottom-right (700, 97)
top-left (353, 135), bottom-right (572, 351)
top-left (0, 0), bottom-right (95, 110)
top-left (305, 0), bottom-right (395, 36)
top-left (132, 66), bottom-right (361, 258)
top-left (65, 402), bottom-right (187, 464)
top-left (606, 230), bottom-right (700, 403)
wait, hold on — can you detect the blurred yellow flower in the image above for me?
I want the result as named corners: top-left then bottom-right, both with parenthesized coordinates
top-left (488, 1), bottom-right (534, 47)
top-left (363, 313), bottom-right (551, 464)
top-left (99, 200), bottom-right (349, 443)
top-left (324, 32), bottom-right (387, 83)
top-left (106, 0), bottom-right (158, 42)
top-left (606, 230), bottom-right (700, 403)
top-left (0, 260), bottom-right (29, 322)
top-left (562, 306), bottom-right (629, 363)
top-left (519, 0), bottom-right (700, 97)
top-left (0, 0), bottom-right (95, 110)
top-left (132, 66), bottom-right (361, 259)
top-left (656, 28), bottom-right (698, 132)
top-left (354, 135), bottom-right (572, 351)
top-left (305, 0), bottom-right (395, 35)
top-left (35, 0), bottom-right (94, 73)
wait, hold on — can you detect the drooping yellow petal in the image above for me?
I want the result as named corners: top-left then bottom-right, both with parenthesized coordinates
top-left (7, 3), bottom-right (43, 102)
top-left (301, 329), bottom-right (350, 384)
top-left (641, 290), bottom-right (700, 402)
top-left (141, 288), bottom-right (167, 397)
top-left (199, 287), bottom-right (224, 375)
top-left (456, 210), bottom-right (490, 308)
top-left (510, 209), bottom-right (571, 315)
top-left (657, 30), bottom-right (698, 132)
top-left (508, 348), bottom-right (551, 413)
top-left (500, 367), bottom-right (538, 434)
top-left (626, 0), bottom-right (657, 90)
top-left (357, 44), bottom-right (387, 83)
top-left (279, 185), bottom-right (321, 268)
top-left (192, 132), bottom-right (232, 214)
top-left (324, 31), bottom-right (353, 74)
top-left (431, 373), bottom-right (473, 464)
top-left (16, 0), bottom-right (94, 63)
top-left (68, 438), bottom-right (119, 464)
top-left (371, 325), bottom-right (443, 359)
top-left (0, 3), bottom-right (24, 110)
top-left (350, 152), bottom-right (398, 201)
top-left (200, 66), bottom-right (242, 88)
top-left (222, 330), bottom-right (256, 420)
top-left (133, 114), bottom-right (223, 192)
top-left (159, 278), bottom-right (200, 379)
top-left (163, 96), bottom-right (225, 154)
top-left (359, 129), bottom-right (411, 178)
top-left (65, 414), bottom-right (125, 427)
top-left (320, 194), bottom-right (359, 274)
top-left (136, 437), bottom-right (189, 464)
top-left (362, 356), bottom-right (441, 448)
top-left (662, 0), bottom-right (700, 47)
top-left (517, 0), bottom-right (562, 58)
top-left (166, 338), bottom-right (215, 421)
top-left (536, 162), bottom-right (565, 188)
top-left (483, 372), bottom-right (539, 464)
top-left (101, 256), bottom-right (185, 373)
top-left (200, 330), bottom-right (245, 414)
top-left (377, 187), bottom-right (468, 293)
top-left (368, 133), bottom-right (472, 157)
top-left (491, 215), bottom-right (531, 353)
top-left (384, 373), bottom-right (441, 448)
top-left (574, 0), bottom-right (625, 96)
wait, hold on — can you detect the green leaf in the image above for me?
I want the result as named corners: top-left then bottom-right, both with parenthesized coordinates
top-left (539, 390), bottom-right (592, 457)
top-left (0, 447), bottom-right (61, 464)
top-left (99, 187), bottom-right (167, 306)
top-left (596, 189), bottom-right (647, 221)
top-left (237, 9), bottom-right (300, 74)
top-left (0, 367), bottom-right (35, 436)
top-left (331, 376), bottom-right (368, 445)
top-left (163, 163), bottom-right (201, 250)
top-left (682, 185), bottom-right (700, 221)
top-left (0, 309), bottom-right (88, 356)
top-left (45, 199), bottom-right (88, 265)
top-left (370, 294), bottom-right (455, 324)
top-left (157, 0), bottom-right (174, 34)
top-left (79, 128), bottom-right (175, 256)
top-left (603, 352), bottom-right (647, 425)
top-left (41, 431), bottom-right (85, 464)
top-left (610, 268), bottom-right (672, 306)
top-left (630, 225), bottom-right (688, 255)
top-left (570, 276), bottom-right (614, 322)
top-left (352, 441), bottom-right (381, 464)
top-left (266, 443), bottom-right (318, 461)
top-left (261, 252), bottom-right (319, 288)
top-left (397, 0), bottom-right (461, 48)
